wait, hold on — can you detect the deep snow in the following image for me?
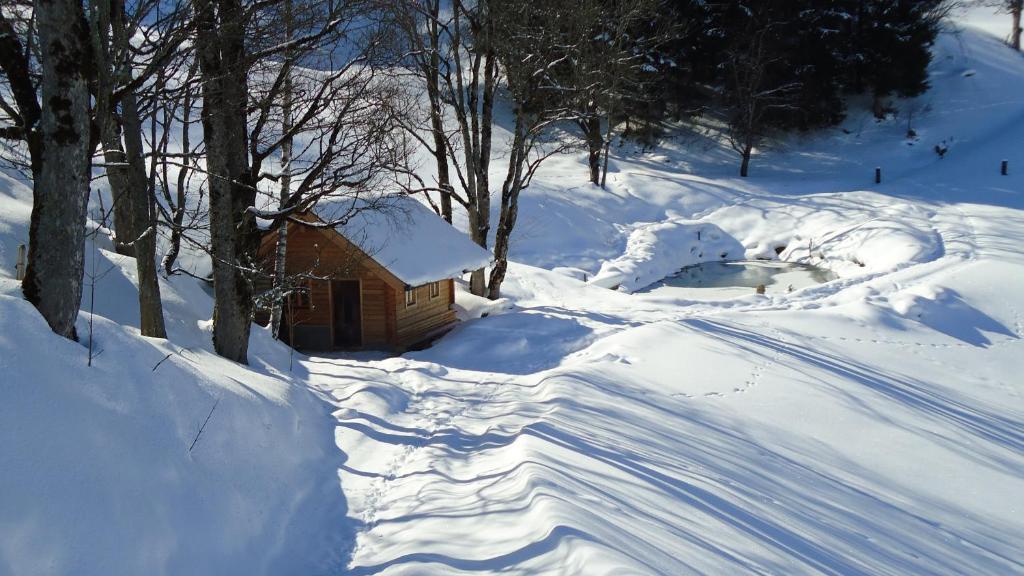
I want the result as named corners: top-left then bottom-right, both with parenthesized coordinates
top-left (1, 12), bottom-right (1023, 576)
top-left (313, 23), bottom-right (1024, 576)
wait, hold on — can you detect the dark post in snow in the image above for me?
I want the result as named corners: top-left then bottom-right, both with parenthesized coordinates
top-left (875, 167), bottom-right (881, 184)
top-left (1002, 160), bottom-right (1009, 176)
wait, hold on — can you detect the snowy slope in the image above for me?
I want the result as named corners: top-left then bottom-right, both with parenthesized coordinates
top-left (1, 12), bottom-right (1022, 576)
top-left (311, 24), bottom-right (1024, 576)
top-left (0, 176), bottom-right (354, 575)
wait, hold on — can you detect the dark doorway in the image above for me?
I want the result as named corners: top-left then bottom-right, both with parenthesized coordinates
top-left (332, 280), bottom-right (362, 348)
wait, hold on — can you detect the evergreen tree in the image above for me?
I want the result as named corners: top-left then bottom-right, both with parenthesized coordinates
top-left (844, 0), bottom-right (947, 117)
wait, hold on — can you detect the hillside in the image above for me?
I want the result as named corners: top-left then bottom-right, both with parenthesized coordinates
top-left (2, 16), bottom-right (1023, 576)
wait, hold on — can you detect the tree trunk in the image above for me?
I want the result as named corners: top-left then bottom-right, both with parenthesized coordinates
top-left (599, 115), bottom-right (614, 189)
top-left (92, 0), bottom-right (133, 259)
top-left (426, 0), bottom-right (452, 223)
top-left (270, 0), bottom-right (293, 341)
top-left (195, 0), bottom-right (258, 363)
top-left (109, 177), bottom-right (136, 256)
top-left (740, 139), bottom-right (752, 178)
top-left (487, 113), bottom-right (527, 300)
top-left (94, 0), bottom-right (166, 338)
top-left (584, 116), bottom-right (602, 185)
top-left (22, 0), bottom-right (93, 340)
top-left (468, 39), bottom-right (496, 297)
top-left (162, 87), bottom-right (191, 275)
top-left (121, 88), bottom-right (167, 338)
top-left (1012, 1), bottom-right (1022, 51)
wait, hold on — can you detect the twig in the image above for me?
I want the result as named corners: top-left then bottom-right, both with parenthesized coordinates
top-left (189, 397), bottom-right (220, 454)
top-left (152, 352), bottom-right (174, 372)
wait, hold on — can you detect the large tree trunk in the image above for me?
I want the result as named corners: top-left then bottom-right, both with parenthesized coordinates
top-left (22, 0), bottom-right (93, 340)
top-left (195, 0), bottom-right (258, 363)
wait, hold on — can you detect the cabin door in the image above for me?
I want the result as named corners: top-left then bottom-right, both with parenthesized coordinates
top-left (331, 280), bottom-right (362, 348)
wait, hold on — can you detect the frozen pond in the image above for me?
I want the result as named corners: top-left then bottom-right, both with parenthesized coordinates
top-left (643, 260), bottom-right (837, 300)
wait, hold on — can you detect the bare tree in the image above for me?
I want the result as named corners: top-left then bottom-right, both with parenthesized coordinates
top-left (980, 0), bottom-right (1023, 49)
top-left (431, 0), bottom-right (497, 297)
top-left (191, 0), bottom-right (256, 362)
top-left (192, 0), bottom-right (406, 362)
top-left (1, 1), bottom-right (93, 340)
top-left (484, 0), bottom-right (581, 299)
top-left (721, 17), bottom-right (799, 178)
top-left (89, 0), bottom-right (184, 338)
top-left (389, 0), bottom-right (454, 222)
top-left (568, 0), bottom-right (667, 187)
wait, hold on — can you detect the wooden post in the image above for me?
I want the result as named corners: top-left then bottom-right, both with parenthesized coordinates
top-left (1002, 160), bottom-right (1008, 176)
top-left (15, 244), bottom-right (26, 280)
top-left (874, 167), bottom-right (881, 184)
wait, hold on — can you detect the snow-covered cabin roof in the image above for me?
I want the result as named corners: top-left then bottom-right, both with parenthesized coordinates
top-left (312, 194), bottom-right (492, 287)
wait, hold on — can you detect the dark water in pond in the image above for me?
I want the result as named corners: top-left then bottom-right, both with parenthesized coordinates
top-left (662, 260), bottom-right (837, 289)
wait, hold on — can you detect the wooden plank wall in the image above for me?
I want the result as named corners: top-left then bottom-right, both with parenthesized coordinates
top-left (265, 224), bottom-right (399, 348)
top-left (260, 222), bottom-right (459, 350)
top-left (395, 278), bottom-right (456, 346)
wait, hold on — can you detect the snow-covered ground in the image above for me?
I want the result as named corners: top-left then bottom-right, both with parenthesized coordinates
top-left (0, 174), bottom-right (353, 573)
top-left (2, 11), bottom-right (1023, 576)
top-left (311, 23), bottom-right (1024, 575)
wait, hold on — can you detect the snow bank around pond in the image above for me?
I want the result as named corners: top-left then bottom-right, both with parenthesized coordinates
top-left (709, 193), bottom-right (944, 279)
top-left (588, 221), bottom-right (744, 293)
top-left (588, 192), bottom-right (942, 294)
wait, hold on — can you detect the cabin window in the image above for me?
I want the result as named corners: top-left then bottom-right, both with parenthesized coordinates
top-left (405, 287), bottom-right (417, 308)
top-left (429, 281), bottom-right (441, 300)
top-left (290, 281), bottom-right (312, 309)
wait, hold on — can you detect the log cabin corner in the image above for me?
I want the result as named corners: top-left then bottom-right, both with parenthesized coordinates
top-left (255, 196), bottom-right (492, 352)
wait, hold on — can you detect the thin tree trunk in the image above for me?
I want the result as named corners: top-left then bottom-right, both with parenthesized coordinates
top-left (270, 0), bottom-right (293, 341)
top-left (89, 0), bottom-right (134, 257)
top-left (1012, 1), bottom-right (1022, 51)
top-left (195, 0), bottom-right (258, 363)
top-left (466, 21), bottom-right (493, 295)
top-left (740, 138), bottom-right (753, 177)
top-left (22, 0), bottom-right (93, 340)
top-left (426, 0), bottom-right (452, 223)
top-left (599, 114), bottom-right (614, 189)
top-left (100, 0), bottom-right (166, 338)
top-left (487, 113), bottom-right (526, 300)
top-left (469, 41), bottom-right (496, 297)
top-left (121, 88), bottom-right (167, 338)
top-left (584, 116), bottom-right (602, 185)
top-left (163, 85), bottom-right (192, 275)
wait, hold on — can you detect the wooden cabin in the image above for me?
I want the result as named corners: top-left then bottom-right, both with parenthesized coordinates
top-left (256, 195), bottom-right (492, 351)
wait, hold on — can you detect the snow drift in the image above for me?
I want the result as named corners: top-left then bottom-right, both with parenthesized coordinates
top-left (588, 221), bottom-right (744, 293)
top-left (0, 175), bottom-right (353, 575)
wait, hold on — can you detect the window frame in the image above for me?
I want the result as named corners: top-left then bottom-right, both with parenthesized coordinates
top-left (429, 281), bottom-right (441, 300)
top-left (405, 286), bottom-right (418, 308)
